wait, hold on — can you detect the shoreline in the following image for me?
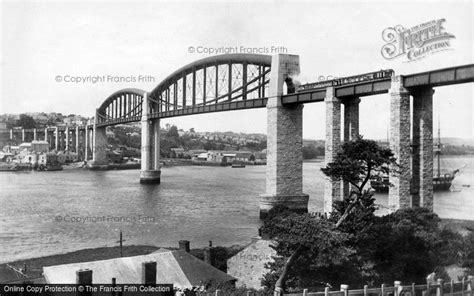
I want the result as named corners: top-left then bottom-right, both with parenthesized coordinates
top-left (2, 153), bottom-right (470, 172)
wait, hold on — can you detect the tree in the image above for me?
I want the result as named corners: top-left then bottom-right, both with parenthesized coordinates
top-left (263, 136), bottom-right (397, 294)
top-left (17, 114), bottom-right (36, 129)
top-left (261, 209), bottom-right (354, 293)
top-left (302, 145), bottom-right (317, 159)
top-left (167, 125), bottom-right (180, 140)
top-left (263, 136), bottom-right (470, 293)
top-left (321, 136), bottom-right (396, 226)
top-left (462, 231), bottom-right (474, 275)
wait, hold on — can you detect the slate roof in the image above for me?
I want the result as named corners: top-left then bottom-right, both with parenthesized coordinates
top-left (43, 249), bottom-right (235, 288)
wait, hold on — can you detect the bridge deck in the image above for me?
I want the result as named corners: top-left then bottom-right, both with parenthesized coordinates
top-left (282, 64), bottom-right (474, 104)
top-left (95, 63), bottom-right (473, 127)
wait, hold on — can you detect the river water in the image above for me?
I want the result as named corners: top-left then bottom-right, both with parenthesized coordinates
top-left (0, 157), bottom-right (473, 264)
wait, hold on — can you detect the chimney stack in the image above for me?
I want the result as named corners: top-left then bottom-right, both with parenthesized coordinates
top-left (178, 240), bottom-right (190, 253)
top-left (76, 269), bottom-right (93, 285)
top-left (141, 261), bottom-right (157, 285)
top-left (204, 246), bottom-right (215, 267)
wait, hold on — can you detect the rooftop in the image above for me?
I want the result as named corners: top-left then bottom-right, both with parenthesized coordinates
top-left (43, 249), bottom-right (235, 288)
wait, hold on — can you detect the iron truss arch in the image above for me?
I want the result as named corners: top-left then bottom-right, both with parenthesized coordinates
top-left (96, 88), bottom-right (149, 127)
top-left (149, 53), bottom-right (272, 119)
top-left (96, 54), bottom-right (272, 126)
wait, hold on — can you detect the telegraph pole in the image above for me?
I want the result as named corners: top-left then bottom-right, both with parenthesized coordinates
top-left (116, 231), bottom-right (126, 257)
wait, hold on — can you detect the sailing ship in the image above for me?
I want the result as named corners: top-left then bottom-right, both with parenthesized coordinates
top-left (432, 123), bottom-right (458, 191)
top-left (371, 123), bottom-right (458, 192)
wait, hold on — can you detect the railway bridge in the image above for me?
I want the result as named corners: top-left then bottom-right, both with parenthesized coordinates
top-left (14, 53), bottom-right (471, 217)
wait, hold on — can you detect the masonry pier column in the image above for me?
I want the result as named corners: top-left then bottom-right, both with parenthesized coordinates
top-left (89, 115), bottom-right (108, 169)
top-left (153, 120), bottom-right (161, 172)
top-left (65, 126), bottom-right (70, 151)
top-left (21, 129), bottom-right (25, 142)
top-left (75, 126), bottom-right (80, 156)
top-left (46, 128), bottom-right (51, 149)
top-left (140, 92), bottom-right (161, 184)
top-left (324, 87), bottom-right (342, 213)
top-left (84, 126), bottom-right (90, 161)
top-left (342, 97), bottom-right (360, 198)
top-left (389, 76), bottom-right (411, 210)
top-left (412, 87), bottom-right (434, 210)
top-left (259, 54), bottom-right (308, 219)
top-left (9, 129), bottom-right (13, 140)
top-left (54, 127), bottom-right (59, 151)
top-left (70, 128), bottom-right (76, 153)
top-left (33, 128), bottom-right (37, 141)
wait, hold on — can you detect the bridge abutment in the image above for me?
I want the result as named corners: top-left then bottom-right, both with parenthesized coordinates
top-left (260, 54), bottom-right (308, 219)
top-left (389, 76), bottom-right (412, 210)
top-left (140, 93), bottom-right (161, 184)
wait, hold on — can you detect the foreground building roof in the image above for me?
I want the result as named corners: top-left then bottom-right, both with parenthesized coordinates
top-left (43, 249), bottom-right (235, 288)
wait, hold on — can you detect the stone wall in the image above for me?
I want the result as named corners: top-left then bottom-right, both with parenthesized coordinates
top-left (227, 238), bottom-right (276, 290)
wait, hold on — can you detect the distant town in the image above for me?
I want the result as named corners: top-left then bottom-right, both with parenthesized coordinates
top-left (0, 112), bottom-right (473, 171)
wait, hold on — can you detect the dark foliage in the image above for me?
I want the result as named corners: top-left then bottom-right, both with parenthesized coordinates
top-left (17, 114), bottom-right (36, 129)
top-left (261, 137), bottom-right (470, 293)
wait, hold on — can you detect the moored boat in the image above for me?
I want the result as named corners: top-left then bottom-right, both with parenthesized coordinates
top-left (37, 163), bottom-right (63, 171)
top-left (231, 161), bottom-right (246, 168)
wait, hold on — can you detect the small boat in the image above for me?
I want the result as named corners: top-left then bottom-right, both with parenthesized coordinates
top-left (0, 163), bottom-right (32, 171)
top-left (37, 163), bottom-right (63, 171)
top-left (231, 161), bottom-right (246, 168)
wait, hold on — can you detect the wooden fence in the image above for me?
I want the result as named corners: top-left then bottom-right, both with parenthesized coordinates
top-left (282, 277), bottom-right (474, 296)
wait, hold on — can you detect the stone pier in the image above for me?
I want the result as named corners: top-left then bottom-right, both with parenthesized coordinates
top-left (259, 54), bottom-right (308, 219)
top-left (140, 92), bottom-right (161, 184)
top-left (54, 127), bottom-right (59, 151)
top-left (84, 126), bottom-right (90, 161)
top-left (65, 126), bottom-right (70, 151)
top-left (75, 126), bottom-right (80, 156)
top-left (323, 87), bottom-right (342, 213)
top-left (412, 87), bottom-right (434, 210)
top-left (342, 97), bottom-right (360, 199)
top-left (388, 76), bottom-right (411, 210)
top-left (90, 116), bottom-right (108, 169)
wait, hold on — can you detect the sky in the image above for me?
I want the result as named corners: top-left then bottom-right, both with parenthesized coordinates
top-left (1, 0), bottom-right (473, 140)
